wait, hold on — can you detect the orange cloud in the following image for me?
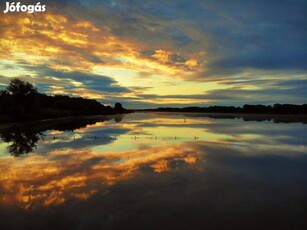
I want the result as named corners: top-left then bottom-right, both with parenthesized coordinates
top-left (0, 143), bottom-right (203, 210)
top-left (0, 11), bottom-right (206, 77)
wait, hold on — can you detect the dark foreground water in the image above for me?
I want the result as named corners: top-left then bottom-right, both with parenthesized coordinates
top-left (0, 112), bottom-right (306, 230)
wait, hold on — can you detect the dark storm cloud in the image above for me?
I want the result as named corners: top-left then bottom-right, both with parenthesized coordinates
top-left (205, 87), bottom-right (307, 105)
top-left (199, 0), bottom-right (307, 75)
top-left (43, 69), bottom-right (131, 93)
top-left (276, 79), bottom-right (307, 88)
top-left (18, 64), bottom-right (131, 93)
top-left (48, 0), bottom-right (307, 76)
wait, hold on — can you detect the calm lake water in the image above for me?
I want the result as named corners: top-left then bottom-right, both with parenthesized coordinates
top-left (0, 112), bottom-right (306, 230)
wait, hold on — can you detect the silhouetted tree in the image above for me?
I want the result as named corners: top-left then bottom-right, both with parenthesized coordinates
top-left (6, 78), bottom-right (38, 96)
top-left (0, 79), bottom-right (130, 122)
top-left (0, 90), bottom-right (8, 96)
top-left (115, 102), bottom-right (123, 109)
top-left (114, 102), bottom-right (125, 114)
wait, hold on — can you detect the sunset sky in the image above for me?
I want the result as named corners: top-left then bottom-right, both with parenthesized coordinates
top-left (0, 0), bottom-right (306, 108)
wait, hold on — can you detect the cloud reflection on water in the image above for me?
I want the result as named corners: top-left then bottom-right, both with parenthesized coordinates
top-left (0, 113), bottom-right (306, 229)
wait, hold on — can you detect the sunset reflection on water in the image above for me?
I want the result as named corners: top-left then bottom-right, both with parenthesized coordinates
top-left (0, 113), bottom-right (306, 229)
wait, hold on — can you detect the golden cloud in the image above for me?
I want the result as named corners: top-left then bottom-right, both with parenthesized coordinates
top-left (0, 143), bottom-right (203, 209)
top-left (0, 11), bottom-right (206, 77)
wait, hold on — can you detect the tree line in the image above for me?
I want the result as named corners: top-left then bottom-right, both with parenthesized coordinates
top-left (0, 79), bottom-right (127, 123)
top-left (141, 104), bottom-right (307, 115)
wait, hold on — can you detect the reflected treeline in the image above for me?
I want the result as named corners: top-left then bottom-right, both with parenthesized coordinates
top-left (0, 126), bottom-right (44, 157)
top-left (181, 113), bottom-right (307, 124)
top-left (114, 115), bottom-right (123, 123)
top-left (0, 115), bottom-right (123, 157)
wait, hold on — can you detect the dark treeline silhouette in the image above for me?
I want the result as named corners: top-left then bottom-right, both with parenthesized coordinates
top-left (0, 79), bottom-right (128, 123)
top-left (140, 104), bottom-right (307, 115)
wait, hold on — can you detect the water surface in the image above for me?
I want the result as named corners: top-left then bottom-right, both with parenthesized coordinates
top-left (0, 112), bottom-right (306, 230)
